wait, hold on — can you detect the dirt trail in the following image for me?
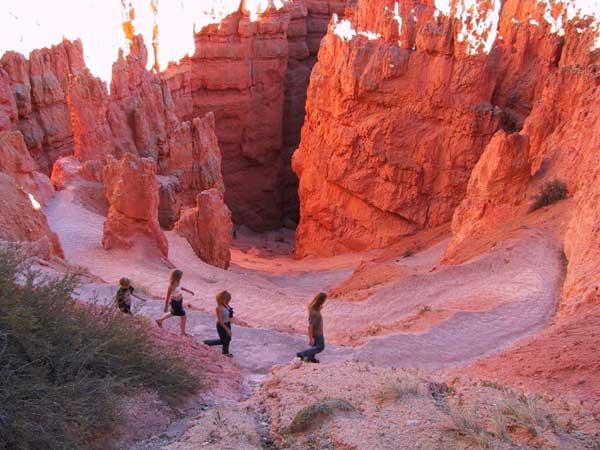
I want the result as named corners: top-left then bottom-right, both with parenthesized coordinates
top-left (46, 191), bottom-right (563, 373)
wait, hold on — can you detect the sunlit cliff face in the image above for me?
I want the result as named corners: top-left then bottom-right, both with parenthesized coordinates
top-left (0, 0), bottom-right (285, 82)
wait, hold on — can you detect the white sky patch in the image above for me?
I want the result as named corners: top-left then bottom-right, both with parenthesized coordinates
top-left (0, 1), bottom-right (123, 82)
top-left (455, 0), bottom-right (502, 55)
top-left (538, 0), bottom-right (600, 49)
top-left (332, 14), bottom-right (381, 42)
top-left (435, 0), bottom-right (451, 17)
top-left (28, 193), bottom-right (41, 211)
top-left (0, 0), bottom-right (287, 83)
top-left (358, 31), bottom-right (382, 40)
top-left (331, 15), bottom-right (357, 41)
top-left (393, 2), bottom-right (403, 38)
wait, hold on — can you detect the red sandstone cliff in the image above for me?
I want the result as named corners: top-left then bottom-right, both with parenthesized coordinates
top-left (161, 0), bottom-right (346, 229)
top-left (293, 0), bottom-right (599, 257)
top-left (1, 40), bottom-right (84, 174)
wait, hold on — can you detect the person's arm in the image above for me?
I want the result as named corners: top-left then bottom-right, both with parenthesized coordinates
top-left (164, 286), bottom-right (172, 312)
top-left (181, 287), bottom-right (195, 295)
top-left (131, 292), bottom-right (147, 302)
top-left (216, 307), bottom-right (232, 336)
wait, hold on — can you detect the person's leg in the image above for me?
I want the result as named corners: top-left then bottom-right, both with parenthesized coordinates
top-left (156, 312), bottom-right (172, 327)
top-left (204, 322), bottom-right (223, 346)
top-left (309, 336), bottom-right (325, 362)
top-left (217, 323), bottom-right (231, 354)
top-left (180, 315), bottom-right (187, 335)
top-left (299, 336), bottom-right (325, 361)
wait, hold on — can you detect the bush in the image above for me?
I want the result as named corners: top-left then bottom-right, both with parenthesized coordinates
top-left (375, 377), bottom-right (421, 405)
top-left (286, 399), bottom-right (355, 434)
top-left (0, 248), bottom-right (199, 450)
top-left (531, 179), bottom-right (568, 211)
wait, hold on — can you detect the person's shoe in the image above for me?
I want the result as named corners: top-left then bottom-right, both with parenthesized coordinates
top-left (296, 352), bottom-right (305, 361)
top-left (224, 353), bottom-right (233, 358)
top-left (308, 358), bottom-right (320, 363)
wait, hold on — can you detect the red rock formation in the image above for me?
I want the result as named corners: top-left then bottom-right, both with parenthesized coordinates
top-left (281, 0), bottom-right (348, 223)
top-left (67, 69), bottom-right (116, 162)
top-left (175, 188), bottom-right (233, 269)
top-left (159, 112), bottom-right (225, 228)
top-left (443, 18), bottom-right (600, 312)
top-left (102, 154), bottom-right (168, 256)
top-left (0, 172), bottom-right (63, 259)
top-left (51, 156), bottom-right (107, 215)
top-left (294, 7), bottom-right (503, 256)
top-left (109, 35), bottom-right (178, 161)
top-left (0, 68), bottom-right (55, 206)
top-left (443, 131), bottom-right (531, 263)
top-left (293, 0), bottom-right (598, 257)
top-left (186, 9), bottom-right (290, 230)
top-left (1, 40), bottom-right (85, 174)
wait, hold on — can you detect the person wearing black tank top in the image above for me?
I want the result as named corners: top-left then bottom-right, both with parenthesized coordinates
top-left (155, 269), bottom-right (195, 336)
top-left (203, 290), bottom-right (234, 357)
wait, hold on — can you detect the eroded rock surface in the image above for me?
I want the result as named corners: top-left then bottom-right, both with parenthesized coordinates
top-left (0, 172), bottom-right (63, 259)
top-left (175, 188), bottom-right (233, 269)
top-left (102, 154), bottom-right (168, 256)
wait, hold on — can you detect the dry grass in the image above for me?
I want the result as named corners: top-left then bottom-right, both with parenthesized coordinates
top-left (375, 377), bottom-right (422, 405)
top-left (285, 399), bottom-right (356, 434)
top-left (497, 393), bottom-right (550, 438)
top-left (445, 408), bottom-right (494, 449)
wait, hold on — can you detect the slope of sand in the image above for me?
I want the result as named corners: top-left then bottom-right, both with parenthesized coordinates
top-left (46, 191), bottom-right (562, 370)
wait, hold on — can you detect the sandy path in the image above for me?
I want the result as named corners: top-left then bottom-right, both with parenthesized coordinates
top-left (45, 192), bottom-right (563, 372)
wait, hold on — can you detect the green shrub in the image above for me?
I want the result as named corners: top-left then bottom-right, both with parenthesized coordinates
top-left (0, 248), bottom-right (198, 450)
top-left (531, 179), bottom-right (568, 211)
top-left (403, 249), bottom-right (415, 258)
top-left (286, 399), bottom-right (356, 434)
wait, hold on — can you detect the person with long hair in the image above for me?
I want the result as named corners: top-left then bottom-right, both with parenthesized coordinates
top-left (155, 269), bottom-right (194, 336)
top-left (296, 292), bottom-right (327, 363)
top-left (203, 290), bottom-right (234, 357)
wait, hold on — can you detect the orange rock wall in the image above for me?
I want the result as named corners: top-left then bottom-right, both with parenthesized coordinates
top-left (293, 0), bottom-right (596, 257)
top-left (162, 1), bottom-right (346, 229)
top-left (1, 40), bottom-right (85, 174)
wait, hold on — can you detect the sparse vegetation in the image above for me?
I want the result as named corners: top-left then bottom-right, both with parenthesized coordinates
top-left (286, 398), bottom-right (356, 434)
top-left (375, 377), bottom-right (421, 405)
top-left (403, 249), bottom-right (415, 258)
top-left (418, 305), bottom-right (432, 315)
top-left (0, 248), bottom-right (198, 450)
top-left (497, 393), bottom-right (550, 438)
top-left (531, 179), bottom-right (568, 211)
top-left (445, 408), bottom-right (494, 448)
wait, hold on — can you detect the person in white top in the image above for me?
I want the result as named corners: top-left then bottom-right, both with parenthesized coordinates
top-left (203, 290), bottom-right (234, 357)
top-left (155, 269), bottom-right (194, 336)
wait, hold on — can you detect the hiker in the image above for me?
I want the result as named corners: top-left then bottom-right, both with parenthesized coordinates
top-left (203, 290), bottom-right (234, 357)
top-left (114, 277), bottom-right (146, 314)
top-left (155, 269), bottom-right (194, 336)
top-left (296, 292), bottom-right (327, 363)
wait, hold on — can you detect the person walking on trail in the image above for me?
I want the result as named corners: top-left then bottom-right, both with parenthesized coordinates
top-left (203, 290), bottom-right (234, 357)
top-left (114, 277), bottom-right (146, 315)
top-left (296, 292), bottom-right (327, 363)
top-left (155, 269), bottom-right (195, 336)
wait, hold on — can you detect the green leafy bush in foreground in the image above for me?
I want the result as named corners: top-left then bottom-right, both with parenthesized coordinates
top-left (0, 248), bottom-right (198, 450)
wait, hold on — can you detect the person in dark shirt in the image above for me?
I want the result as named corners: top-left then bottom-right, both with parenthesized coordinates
top-left (296, 292), bottom-right (327, 363)
top-left (115, 277), bottom-right (145, 314)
